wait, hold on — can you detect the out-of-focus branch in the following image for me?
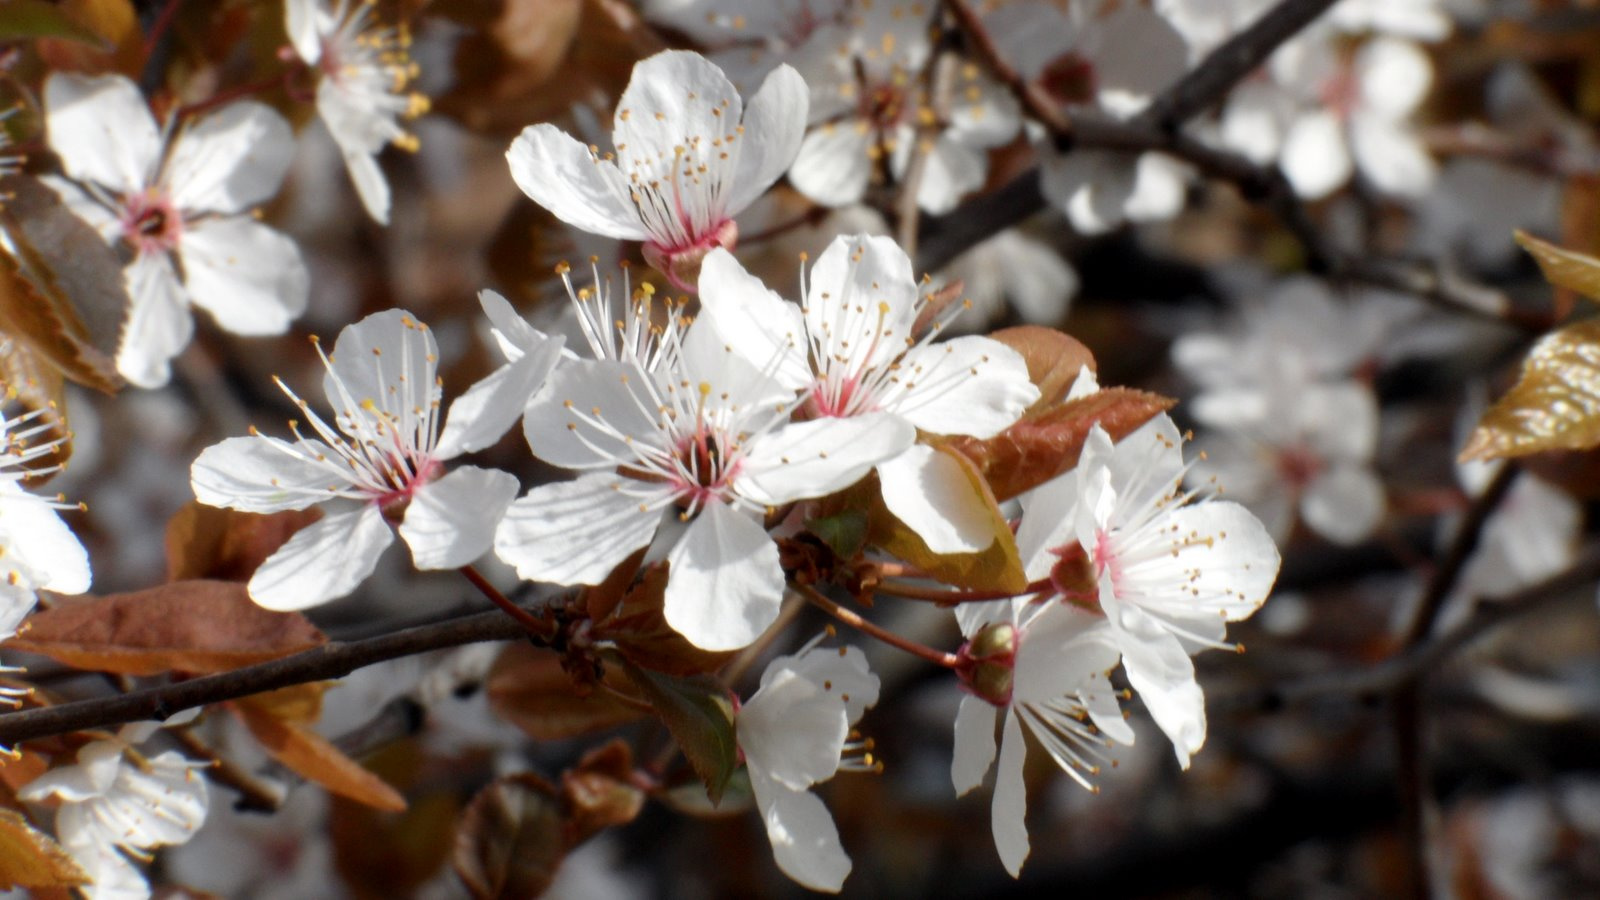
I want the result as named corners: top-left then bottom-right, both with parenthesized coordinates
top-left (1135, 0), bottom-right (1342, 131)
top-left (924, 0), bottom-right (1515, 324)
top-left (1219, 541), bottom-right (1600, 711)
top-left (943, 0), bottom-right (1072, 136)
top-left (0, 607), bottom-right (540, 747)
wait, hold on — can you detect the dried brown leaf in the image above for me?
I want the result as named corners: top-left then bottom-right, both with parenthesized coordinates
top-left (485, 643), bottom-right (642, 740)
top-left (453, 774), bottom-right (565, 900)
top-left (560, 740), bottom-right (644, 845)
top-left (234, 701), bottom-right (407, 813)
top-left (1461, 320), bottom-right (1600, 461)
top-left (11, 581), bottom-right (326, 676)
top-left (0, 175), bottom-right (127, 393)
top-left (0, 809), bottom-right (87, 889)
top-left (164, 502), bottom-right (323, 583)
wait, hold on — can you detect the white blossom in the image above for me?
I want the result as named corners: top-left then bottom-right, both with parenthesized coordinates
top-left (950, 597), bottom-right (1132, 876)
top-left (495, 273), bottom-right (911, 651)
top-left (0, 405), bottom-right (90, 622)
top-left (43, 73), bottom-right (308, 389)
top-left (507, 50), bottom-right (808, 291)
top-left (737, 641), bottom-right (880, 892)
top-left (1013, 414), bottom-right (1280, 765)
top-left (987, 0), bottom-right (1193, 234)
top-left (285, 0), bottom-right (428, 224)
top-left (191, 302), bottom-right (563, 611)
top-left (785, 1), bottom-right (1020, 215)
top-left (19, 722), bottom-right (210, 900)
top-left (695, 234), bottom-right (1038, 552)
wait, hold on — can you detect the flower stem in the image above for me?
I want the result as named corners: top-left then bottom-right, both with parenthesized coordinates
top-left (874, 578), bottom-right (1048, 605)
top-left (793, 582), bottom-right (959, 668)
top-left (458, 565), bottom-right (555, 641)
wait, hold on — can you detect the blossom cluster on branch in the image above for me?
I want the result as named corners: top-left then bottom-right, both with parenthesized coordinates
top-left (0, 0), bottom-right (1594, 896)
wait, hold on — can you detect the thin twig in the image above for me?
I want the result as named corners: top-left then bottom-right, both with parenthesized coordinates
top-left (1400, 462), bottom-right (1520, 648)
top-left (944, 0), bottom-right (1072, 136)
top-left (794, 582), bottom-right (960, 668)
top-left (459, 564), bottom-right (556, 640)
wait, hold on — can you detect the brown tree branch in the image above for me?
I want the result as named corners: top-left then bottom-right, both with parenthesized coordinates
top-left (0, 606), bottom-right (541, 747)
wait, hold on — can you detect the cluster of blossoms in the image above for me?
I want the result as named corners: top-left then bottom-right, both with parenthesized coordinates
top-left (181, 40), bottom-right (1283, 882)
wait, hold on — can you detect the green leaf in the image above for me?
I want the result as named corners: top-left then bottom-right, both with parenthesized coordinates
top-left (613, 655), bottom-right (737, 805)
top-left (1460, 319), bottom-right (1600, 461)
top-left (0, 0), bottom-right (109, 46)
top-left (805, 508), bottom-right (869, 560)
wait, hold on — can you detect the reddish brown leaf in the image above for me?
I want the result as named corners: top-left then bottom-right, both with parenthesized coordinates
top-left (1460, 320), bottom-right (1600, 461)
top-left (591, 564), bottom-right (735, 676)
top-left (582, 546), bottom-right (647, 623)
top-left (560, 740), bottom-right (645, 845)
top-left (949, 387), bottom-right (1176, 501)
top-left (0, 176), bottom-right (127, 394)
top-left (11, 581), bottom-right (326, 676)
top-left (989, 325), bottom-right (1097, 412)
top-left (453, 774), bottom-right (566, 900)
top-left (328, 742), bottom-right (458, 897)
top-left (234, 701), bottom-right (407, 813)
top-left (0, 809), bottom-right (87, 889)
top-left (485, 643), bottom-right (642, 740)
top-left (164, 502), bottom-right (324, 583)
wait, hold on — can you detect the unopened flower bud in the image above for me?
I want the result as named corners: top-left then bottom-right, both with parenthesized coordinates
top-left (642, 219), bottom-right (739, 293)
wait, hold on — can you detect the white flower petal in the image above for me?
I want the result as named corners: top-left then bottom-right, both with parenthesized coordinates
top-left (522, 358), bottom-right (659, 470)
top-left (44, 73), bottom-right (160, 194)
top-left (340, 144), bottom-right (391, 225)
top-left (1016, 469), bottom-right (1080, 581)
top-left (1103, 591), bottom-right (1205, 767)
top-left (507, 125), bottom-right (648, 240)
top-left (1041, 149), bottom-right (1138, 236)
top-left (118, 253), bottom-right (194, 390)
top-left (1350, 114), bottom-right (1436, 198)
top-left (1280, 110), bottom-right (1352, 200)
top-left (190, 435), bottom-right (341, 513)
top-left (952, 693), bottom-right (998, 796)
top-left (804, 234), bottom-right (919, 372)
top-left (323, 309), bottom-right (437, 431)
top-left (723, 64), bottom-right (809, 214)
top-left (881, 336), bottom-right (1036, 437)
top-left (1138, 500), bottom-right (1282, 621)
top-left (789, 124), bottom-right (873, 207)
top-left (1092, 2), bottom-right (1189, 117)
top-left (663, 502), bottom-right (782, 651)
top-left (399, 466), bottom-right (520, 570)
top-left (992, 711), bottom-right (1030, 877)
top-left (166, 102), bottom-right (295, 213)
top-left (1301, 464), bottom-right (1385, 545)
top-left (910, 133), bottom-right (987, 216)
top-left (878, 446), bottom-right (995, 554)
top-left (737, 413), bottom-right (915, 506)
top-left (284, 0), bottom-right (324, 64)
top-left (695, 248), bottom-right (811, 392)
top-left (180, 217), bottom-right (308, 336)
top-left (436, 324), bottom-right (563, 458)
top-left (493, 474), bottom-right (665, 585)
top-left (0, 490), bottom-right (89, 594)
top-left (1357, 37), bottom-right (1432, 120)
top-left (747, 769), bottom-right (851, 893)
top-left (740, 670), bottom-right (849, 790)
top-left (248, 503), bottom-right (393, 611)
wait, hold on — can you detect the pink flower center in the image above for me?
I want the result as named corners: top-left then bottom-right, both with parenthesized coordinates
top-left (120, 191), bottom-right (182, 255)
top-left (376, 455), bottom-right (442, 521)
top-left (1040, 53), bottom-right (1098, 107)
top-left (668, 427), bottom-right (739, 512)
top-left (1319, 64), bottom-right (1360, 120)
top-left (1276, 442), bottom-right (1325, 490)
